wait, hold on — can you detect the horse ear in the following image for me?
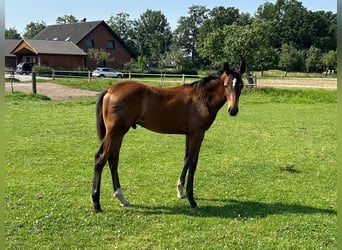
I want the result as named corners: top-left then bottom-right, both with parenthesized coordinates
top-left (223, 62), bottom-right (230, 72)
top-left (239, 61), bottom-right (246, 75)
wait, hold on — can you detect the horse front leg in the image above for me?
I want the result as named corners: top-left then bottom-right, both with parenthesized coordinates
top-left (186, 132), bottom-right (204, 208)
top-left (177, 136), bottom-right (189, 199)
top-left (92, 144), bottom-right (106, 213)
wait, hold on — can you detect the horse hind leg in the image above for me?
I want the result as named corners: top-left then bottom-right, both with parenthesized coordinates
top-left (107, 134), bottom-right (130, 207)
top-left (108, 154), bottom-right (130, 206)
top-left (92, 143), bottom-right (106, 213)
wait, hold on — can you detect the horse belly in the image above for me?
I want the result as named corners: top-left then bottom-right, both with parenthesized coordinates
top-left (138, 111), bottom-right (188, 134)
top-left (137, 102), bottom-right (190, 134)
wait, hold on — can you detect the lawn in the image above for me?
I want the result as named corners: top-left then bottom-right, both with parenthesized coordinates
top-left (5, 86), bottom-right (336, 249)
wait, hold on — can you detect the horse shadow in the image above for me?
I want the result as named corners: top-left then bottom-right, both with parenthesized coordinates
top-left (127, 198), bottom-right (336, 219)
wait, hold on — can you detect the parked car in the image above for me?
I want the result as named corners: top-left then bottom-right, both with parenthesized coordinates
top-left (92, 67), bottom-right (124, 78)
top-left (16, 62), bottom-right (35, 75)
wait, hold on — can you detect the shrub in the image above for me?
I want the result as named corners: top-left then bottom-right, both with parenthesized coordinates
top-left (32, 65), bottom-right (53, 76)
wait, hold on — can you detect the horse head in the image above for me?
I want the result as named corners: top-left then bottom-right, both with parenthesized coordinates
top-left (221, 61), bottom-right (245, 116)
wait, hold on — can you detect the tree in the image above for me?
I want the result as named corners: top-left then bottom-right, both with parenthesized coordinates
top-left (107, 12), bottom-right (133, 42)
top-left (199, 20), bottom-right (273, 78)
top-left (5, 27), bottom-right (21, 39)
top-left (56, 15), bottom-right (78, 24)
top-left (255, 0), bottom-right (336, 52)
top-left (23, 21), bottom-right (46, 38)
top-left (160, 45), bottom-right (188, 70)
top-left (173, 5), bottom-right (209, 67)
top-left (253, 47), bottom-right (279, 76)
top-left (321, 50), bottom-right (337, 73)
top-left (107, 12), bottom-right (137, 57)
top-left (307, 11), bottom-right (337, 52)
top-left (135, 9), bottom-right (172, 67)
top-left (305, 46), bottom-right (322, 73)
top-left (255, 0), bottom-right (311, 49)
top-left (87, 48), bottom-right (114, 66)
top-left (278, 43), bottom-right (305, 75)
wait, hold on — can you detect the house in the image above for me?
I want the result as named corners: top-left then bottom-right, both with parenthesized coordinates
top-left (34, 20), bottom-right (133, 70)
top-left (5, 39), bottom-right (19, 70)
top-left (10, 39), bottom-right (87, 70)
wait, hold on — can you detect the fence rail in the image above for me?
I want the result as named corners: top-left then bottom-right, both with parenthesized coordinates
top-left (50, 70), bottom-right (204, 85)
top-left (5, 69), bottom-right (259, 87)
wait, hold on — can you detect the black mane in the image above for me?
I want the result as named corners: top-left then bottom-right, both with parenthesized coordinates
top-left (185, 70), bottom-right (223, 88)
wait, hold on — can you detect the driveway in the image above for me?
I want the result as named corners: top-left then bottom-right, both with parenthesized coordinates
top-left (5, 82), bottom-right (100, 100)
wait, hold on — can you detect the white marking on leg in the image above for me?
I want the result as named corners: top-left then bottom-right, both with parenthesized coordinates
top-left (177, 180), bottom-right (186, 199)
top-left (114, 188), bottom-right (130, 206)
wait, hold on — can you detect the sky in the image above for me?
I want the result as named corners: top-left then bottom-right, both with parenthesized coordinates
top-left (5, 0), bottom-right (337, 34)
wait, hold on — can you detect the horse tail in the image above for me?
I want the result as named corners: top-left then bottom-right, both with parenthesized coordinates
top-left (96, 90), bottom-right (107, 140)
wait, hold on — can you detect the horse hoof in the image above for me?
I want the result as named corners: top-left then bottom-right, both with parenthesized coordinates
top-left (190, 203), bottom-right (199, 208)
top-left (177, 193), bottom-right (186, 199)
top-left (120, 201), bottom-right (130, 207)
top-left (94, 208), bottom-right (103, 213)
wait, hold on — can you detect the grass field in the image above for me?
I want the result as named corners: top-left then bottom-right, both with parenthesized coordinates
top-left (5, 86), bottom-right (336, 249)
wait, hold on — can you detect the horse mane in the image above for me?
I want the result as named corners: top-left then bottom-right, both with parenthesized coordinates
top-left (185, 70), bottom-right (223, 89)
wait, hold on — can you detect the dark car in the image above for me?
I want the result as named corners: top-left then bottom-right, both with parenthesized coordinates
top-left (16, 62), bottom-right (35, 75)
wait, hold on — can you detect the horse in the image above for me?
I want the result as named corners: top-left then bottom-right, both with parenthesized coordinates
top-left (92, 61), bottom-right (245, 212)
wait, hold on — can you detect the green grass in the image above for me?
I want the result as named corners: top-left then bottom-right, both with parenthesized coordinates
top-left (51, 76), bottom-right (194, 91)
top-left (5, 87), bottom-right (336, 249)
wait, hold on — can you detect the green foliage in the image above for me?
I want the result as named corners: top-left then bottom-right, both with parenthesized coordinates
top-left (199, 20), bottom-right (273, 70)
top-left (56, 14), bottom-right (78, 24)
top-left (321, 50), bottom-right (337, 70)
top-left (134, 9), bottom-right (172, 66)
top-left (22, 21), bottom-right (46, 38)
top-left (255, 0), bottom-right (336, 52)
top-left (305, 46), bottom-right (322, 73)
top-left (5, 88), bottom-right (336, 249)
top-left (5, 27), bottom-right (21, 39)
top-left (87, 48), bottom-right (114, 65)
top-left (278, 43), bottom-right (305, 74)
top-left (32, 65), bottom-right (53, 76)
top-left (107, 12), bottom-right (134, 42)
top-left (173, 5), bottom-right (209, 67)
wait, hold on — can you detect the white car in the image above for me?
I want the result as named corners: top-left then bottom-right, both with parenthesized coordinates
top-left (92, 67), bottom-right (124, 78)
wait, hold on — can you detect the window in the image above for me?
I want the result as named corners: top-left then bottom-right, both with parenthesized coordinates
top-left (107, 40), bottom-right (115, 49)
top-left (86, 39), bottom-right (94, 48)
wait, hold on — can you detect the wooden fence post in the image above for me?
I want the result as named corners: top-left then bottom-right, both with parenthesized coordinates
top-left (10, 70), bottom-right (14, 93)
top-left (32, 71), bottom-right (37, 94)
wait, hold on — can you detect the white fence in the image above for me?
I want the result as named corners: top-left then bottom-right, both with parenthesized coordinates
top-left (50, 70), bottom-right (202, 85)
top-left (5, 69), bottom-right (259, 86)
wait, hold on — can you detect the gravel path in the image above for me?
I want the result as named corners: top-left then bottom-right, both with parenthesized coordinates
top-left (5, 82), bottom-right (100, 100)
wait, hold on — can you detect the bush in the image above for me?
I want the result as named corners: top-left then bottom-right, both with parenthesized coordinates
top-left (32, 65), bottom-right (53, 76)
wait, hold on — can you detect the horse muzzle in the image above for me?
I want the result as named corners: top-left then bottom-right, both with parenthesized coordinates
top-left (228, 106), bottom-right (239, 116)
